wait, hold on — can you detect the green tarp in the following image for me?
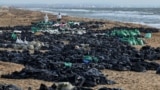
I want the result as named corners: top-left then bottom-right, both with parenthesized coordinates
top-left (64, 62), bottom-right (72, 67)
top-left (11, 33), bottom-right (17, 40)
top-left (111, 29), bottom-right (140, 37)
top-left (83, 56), bottom-right (99, 62)
top-left (145, 33), bottom-right (152, 38)
top-left (83, 56), bottom-right (92, 61)
top-left (110, 29), bottom-right (144, 45)
top-left (121, 37), bottom-right (144, 45)
top-left (31, 27), bottom-right (39, 33)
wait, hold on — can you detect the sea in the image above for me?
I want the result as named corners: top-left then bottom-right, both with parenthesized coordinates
top-left (19, 6), bottom-right (160, 29)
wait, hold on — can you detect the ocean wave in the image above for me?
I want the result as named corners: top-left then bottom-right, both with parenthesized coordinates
top-left (91, 11), bottom-right (160, 19)
top-left (41, 10), bottom-right (67, 16)
top-left (51, 8), bottom-right (92, 12)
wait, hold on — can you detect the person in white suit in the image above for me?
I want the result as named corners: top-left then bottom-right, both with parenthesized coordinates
top-left (57, 12), bottom-right (62, 22)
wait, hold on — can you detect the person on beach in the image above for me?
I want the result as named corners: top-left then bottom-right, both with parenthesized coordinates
top-left (57, 12), bottom-right (62, 22)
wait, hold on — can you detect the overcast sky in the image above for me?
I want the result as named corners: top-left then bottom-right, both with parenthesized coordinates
top-left (0, 0), bottom-right (160, 7)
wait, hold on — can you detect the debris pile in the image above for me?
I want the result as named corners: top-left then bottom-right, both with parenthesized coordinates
top-left (0, 21), bottom-right (160, 89)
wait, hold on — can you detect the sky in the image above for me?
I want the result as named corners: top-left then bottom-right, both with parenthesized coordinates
top-left (0, 0), bottom-right (160, 7)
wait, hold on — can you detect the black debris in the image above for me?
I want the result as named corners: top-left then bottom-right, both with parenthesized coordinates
top-left (156, 66), bottom-right (160, 74)
top-left (0, 84), bottom-right (22, 90)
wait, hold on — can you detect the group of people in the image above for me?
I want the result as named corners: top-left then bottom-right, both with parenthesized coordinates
top-left (44, 12), bottom-right (62, 23)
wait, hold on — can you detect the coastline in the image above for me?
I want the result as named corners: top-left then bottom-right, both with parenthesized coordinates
top-left (0, 7), bottom-right (157, 30)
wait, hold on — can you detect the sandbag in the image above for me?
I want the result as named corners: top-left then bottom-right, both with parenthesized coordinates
top-left (156, 67), bottom-right (160, 74)
top-left (145, 33), bottom-right (152, 39)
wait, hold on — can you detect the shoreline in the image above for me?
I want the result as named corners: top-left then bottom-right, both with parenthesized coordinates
top-left (18, 7), bottom-right (160, 29)
top-left (0, 7), bottom-right (158, 30)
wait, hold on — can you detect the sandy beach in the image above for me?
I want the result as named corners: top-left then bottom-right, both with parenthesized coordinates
top-left (0, 7), bottom-right (160, 90)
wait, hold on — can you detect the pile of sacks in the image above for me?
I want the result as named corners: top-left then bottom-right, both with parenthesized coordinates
top-left (0, 83), bottom-right (123, 90)
top-left (39, 82), bottom-right (123, 90)
top-left (0, 84), bottom-right (22, 90)
top-left (13, 40), bottom-right (44, 50)
top-left (0, 26), bottom-right (160, 89)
